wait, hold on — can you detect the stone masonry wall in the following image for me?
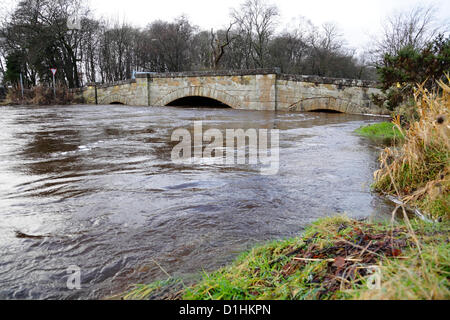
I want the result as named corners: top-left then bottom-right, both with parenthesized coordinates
top-left (148, 73), bottom-right (277, 111)
top-left (81, 78), bottom-right (148, 106)
top-left (277, 76), bottom-right (386, 115)
top-left (79, 69), bottom-right (388, 115)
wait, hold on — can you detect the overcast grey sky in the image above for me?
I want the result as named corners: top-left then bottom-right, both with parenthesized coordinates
top-left (91, 0), bottom-right (450, 51)
top-left (2, 0), bottom-right (449, 52)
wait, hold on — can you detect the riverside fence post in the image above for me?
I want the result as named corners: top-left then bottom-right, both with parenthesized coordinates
top-left (95, 83), bottom-right (98, 105)
top-left (19, 73), bottom-right (24, 101)
top-left (51, 68), bottom-right (57, 99)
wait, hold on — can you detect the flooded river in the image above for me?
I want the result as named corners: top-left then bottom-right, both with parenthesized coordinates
top-left (0, 104), bottom-right (393, 299)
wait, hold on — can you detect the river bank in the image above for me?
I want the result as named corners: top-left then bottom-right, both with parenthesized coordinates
top-left (184, 216), bottom-right (448, 300)
top-left (0, 86), bottom-right (80, 106)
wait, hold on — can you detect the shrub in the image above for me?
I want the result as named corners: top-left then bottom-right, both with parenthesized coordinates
top-left (373, 35), bottom-right (450, 112)
top-left (6, 85), bottom-right (75, 105)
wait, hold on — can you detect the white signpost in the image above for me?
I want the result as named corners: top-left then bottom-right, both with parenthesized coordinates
top-left (51, 68), bottom-right (57, 99)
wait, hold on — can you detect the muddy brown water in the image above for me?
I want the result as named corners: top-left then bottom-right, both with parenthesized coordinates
top-left (0, 104), bottom-right (394, 299)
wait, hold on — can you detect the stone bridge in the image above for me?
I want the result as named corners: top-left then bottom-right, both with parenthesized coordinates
top-left (80, 69), bottom-right (387, 115)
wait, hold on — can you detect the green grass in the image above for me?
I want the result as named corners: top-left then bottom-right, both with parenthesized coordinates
top-left (355, 122), bottom-right (405, 144)
top-left (373, 140), bottom-right (449, 220)
top-left (122, 216), bottom-right (450, 300)
top-left (121, 278), bottom-right (185, 300)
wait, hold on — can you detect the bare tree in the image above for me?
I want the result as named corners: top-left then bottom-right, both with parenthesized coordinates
top-left (306, 22), bottom-right (346, 76)
top-left (189, 30), bottom-right (211, 70)
top-left (1, 0), bottom-right (94, 87)
top-left (80, 17), bottom-right (101, 83)
top-left (231, 0), bottom-right (279, 68)
top-left (370, 5), bottom-right (445, 63)
top-left (210, 22), bottom-right (236, 69)
top-left (1, 0), bottom-right (381, 86)
top-left (268, 30), bottom-right (308, 73)
top-left (145, 16), bottom-right (195, 72)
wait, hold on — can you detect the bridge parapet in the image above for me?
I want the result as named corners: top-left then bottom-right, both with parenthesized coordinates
top-left (278, 74), bottom-right (378, 88)
top-left (136, 69), bottom-right (379, 88)
top-left (84, 79), bottom-right (137, 90)
top-left (136, 68), bottom-right (281, 79)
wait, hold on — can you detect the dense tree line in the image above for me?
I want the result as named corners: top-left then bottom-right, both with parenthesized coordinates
top-left (1, 0), bottom-right (443, 89)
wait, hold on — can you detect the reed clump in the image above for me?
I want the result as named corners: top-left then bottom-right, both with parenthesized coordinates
top-left (120, 216), bottom-right (449, 300)
top-left (374, 77), bottom-right (449, 220)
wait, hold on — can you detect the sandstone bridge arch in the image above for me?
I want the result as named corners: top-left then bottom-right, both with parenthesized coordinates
top-left (288, 96), bottom-right (366, 114)
top-left (154, 86), bottom-right (241, 109)
top-left (99, 93), bottom-right (130, 105)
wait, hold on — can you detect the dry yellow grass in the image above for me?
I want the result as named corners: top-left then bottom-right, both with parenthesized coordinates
top-left (374, 77), bottom-right (450, 220)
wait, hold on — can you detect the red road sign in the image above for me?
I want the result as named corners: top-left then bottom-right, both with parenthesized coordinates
top-left (50, 68), bottom-right (57, 76)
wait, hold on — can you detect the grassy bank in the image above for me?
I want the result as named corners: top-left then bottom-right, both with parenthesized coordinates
top-left (122, 216), bottom-right (449, 300)
top-left (355, 122), bottom-right (405, 144)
